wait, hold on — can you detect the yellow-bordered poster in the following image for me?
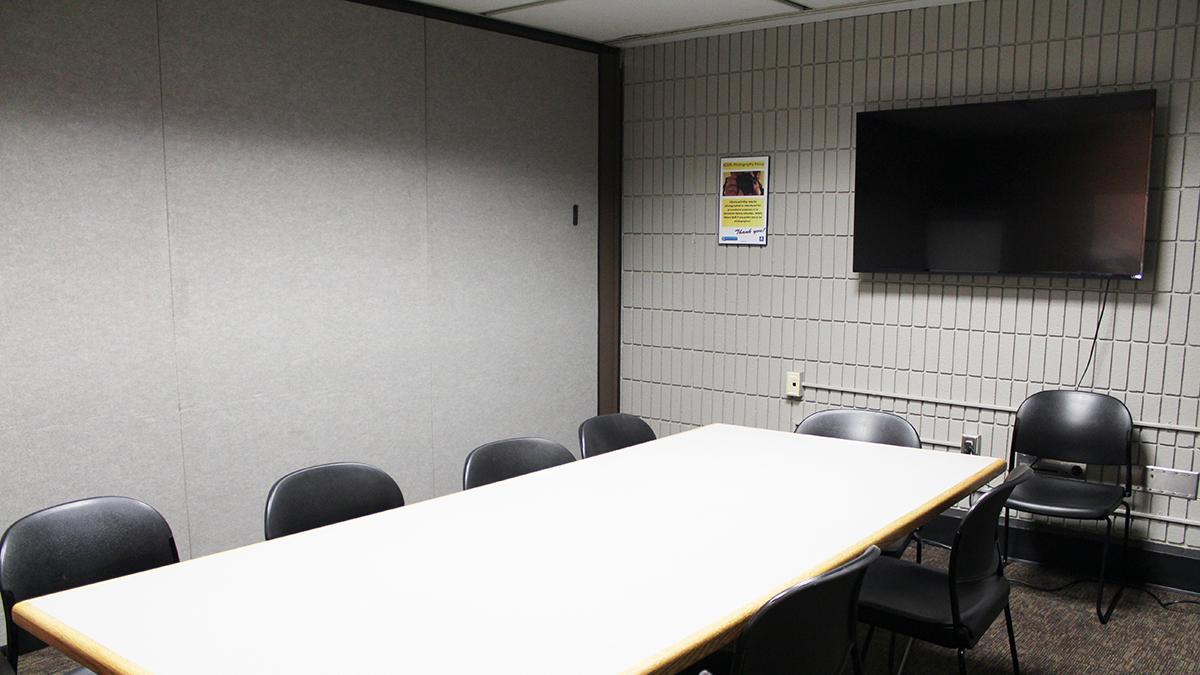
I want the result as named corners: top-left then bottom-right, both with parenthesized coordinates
top-left (718, 156), bottom-right (769, 246)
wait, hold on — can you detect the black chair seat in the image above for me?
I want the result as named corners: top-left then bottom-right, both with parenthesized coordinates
top-left (0, 497), bottom-right (179, 673)
top-left (731, 546), bottom-right (880, 674)
top-left (1006, 473), bottom-right (1124, 520)
top-left (1004, 390), bottom-right (1134, 624)
top-left (264, 462), bottom-right (404, 540)
top-left (881, 533), bottom-right (911, 558)
top-left (463, 437), bottom-right (575, 490)
top-left (858, 557), bottom-right (1010, 649)
top-left (795, 409), bottom-right (924, 563)
top-left (578, 413), bottom-right (656, 458)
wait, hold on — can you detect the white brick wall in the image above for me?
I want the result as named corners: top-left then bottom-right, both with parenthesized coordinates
top-left (621, 0), bottom-right (1200, 548)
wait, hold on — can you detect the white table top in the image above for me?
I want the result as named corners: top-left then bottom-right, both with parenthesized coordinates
top-left (16, 423), bottom-right (1003, 674)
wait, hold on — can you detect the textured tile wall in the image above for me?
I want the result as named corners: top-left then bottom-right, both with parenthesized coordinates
top-left (620, 0), bottom-right (1200, 547)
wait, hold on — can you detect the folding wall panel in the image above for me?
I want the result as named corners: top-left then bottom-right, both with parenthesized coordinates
top-left (0, 0), bottom-right (603, 566)
top-left (0, 1), bottom-right (191, 553)
top-left (427, 21), bottom-right (599, 495)
top-left (158, 0), bottom-right (431, 555)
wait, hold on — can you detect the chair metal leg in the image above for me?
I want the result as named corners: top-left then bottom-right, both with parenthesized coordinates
top-left (895, 636), bottom-right (913, 675)
top-left (1004, 603), bottom-right (1020, 675)
top-left (1003, 507), bottom-right (1011, 564)
top-left (850, 643), bottom-right (864, 675)
top-left (957, 648), bottom-right (968, 675)
top-left (865, 629), bottom-right (911, 675)
top-left (1096, 502), bottom-right (1130, 624)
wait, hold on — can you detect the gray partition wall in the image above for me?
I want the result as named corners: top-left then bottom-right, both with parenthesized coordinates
top-left (157, 0), bottom-right (434, 555)
top-left (0, 0), bottom-right (599, 563)
top-left (0, 1), bottom-right (192, 554)
top-left (428, 21), bottom-right (599, 496)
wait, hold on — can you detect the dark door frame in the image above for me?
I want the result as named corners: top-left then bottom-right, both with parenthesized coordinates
top-left (596, 49), bottom-right (622, 415)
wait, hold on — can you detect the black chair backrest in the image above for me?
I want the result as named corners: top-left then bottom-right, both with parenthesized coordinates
top-left (950, 466), bottom-right (1033, 589)
top-left (578, 413), bottom-right (656, 458)
top-left (795, 409), bottom-right (922, 448)
top-left (733, 545), bottom-right (881, 675)
top-left (0, 497), bottom-right (179, 667)
top-left (1010, 390), bottom-right (1132, 468)
top-left (463, 437), bottom-right (575, 490)
top-left (264, 462), bottom-right (404, 540)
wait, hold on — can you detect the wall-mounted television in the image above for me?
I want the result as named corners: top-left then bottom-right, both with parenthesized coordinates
top-left (853, 91), bottom-right (1155, 278)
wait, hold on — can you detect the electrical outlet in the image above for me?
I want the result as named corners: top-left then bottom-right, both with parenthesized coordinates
top-left (960, 433), bottom-right (981, 455)
top-left (785, 371), bottom-right (803, 399)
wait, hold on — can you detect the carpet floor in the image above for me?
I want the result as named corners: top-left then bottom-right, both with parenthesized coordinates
top-left (14, 546), bottom-right (1200, 673)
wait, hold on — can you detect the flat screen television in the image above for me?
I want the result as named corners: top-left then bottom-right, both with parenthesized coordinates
top-left (853, 90), bottom-right (1155, 278)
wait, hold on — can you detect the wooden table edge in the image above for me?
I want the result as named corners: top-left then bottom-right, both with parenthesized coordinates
top-left (13, 599), bottom-right (151, 675)
top-left (629, 456), bottom-right (1007, 675)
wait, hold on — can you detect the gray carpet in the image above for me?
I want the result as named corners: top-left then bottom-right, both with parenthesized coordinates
top-left (15, 546), bottom-right (1200, 673)
top-left (15, 649), bottom-right (78, 675)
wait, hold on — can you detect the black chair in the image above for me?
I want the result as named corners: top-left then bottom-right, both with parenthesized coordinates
top-left (729, 545), bottom-right (881, 674)
top-left (858, 466), bottom-right (1032, 675)
top-left (0, 497), bottom-right (180, 674)
top-left (463, 437), bottom-right (575, 490)
top-left (1003, 389), bottom-right (1133, 624)
top-left (796, 409), bottom-right (924, 561)
top-left (578, 413), bottom-right (656, 458)
top-left (795, 409), bottom-right (923, 448)
top-left (264, 462), bottom-right (404, 540)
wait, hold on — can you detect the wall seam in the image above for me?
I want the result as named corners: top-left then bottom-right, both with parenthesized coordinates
top-left (424, 18), bottom-right (437, 497)
top-left (152, 0), bottom-right (194, 559)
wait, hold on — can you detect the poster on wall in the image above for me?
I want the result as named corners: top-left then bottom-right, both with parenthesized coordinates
top-left (718, 156), bottom-right (769, 246)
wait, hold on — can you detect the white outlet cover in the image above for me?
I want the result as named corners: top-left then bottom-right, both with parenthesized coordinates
top-left (785, 371), bottom-right (802, 398)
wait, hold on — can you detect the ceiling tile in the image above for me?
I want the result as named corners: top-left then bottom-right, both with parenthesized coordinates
top-left (492, 0), bottom-right (800, 43)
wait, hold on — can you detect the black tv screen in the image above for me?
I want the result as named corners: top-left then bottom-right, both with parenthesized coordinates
top-left (853, 91), bottom-right (1155, 278)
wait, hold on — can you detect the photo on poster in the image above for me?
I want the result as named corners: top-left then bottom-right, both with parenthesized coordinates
top-left (717, 156), bottom-right (769, 246)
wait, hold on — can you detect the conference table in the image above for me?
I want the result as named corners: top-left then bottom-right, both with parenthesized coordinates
top-left (15, 423), bottom-right (1003, 674)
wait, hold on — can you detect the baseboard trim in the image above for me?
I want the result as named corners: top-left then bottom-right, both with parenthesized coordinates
top-left (922, 509), bottom-right (1200, 596)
